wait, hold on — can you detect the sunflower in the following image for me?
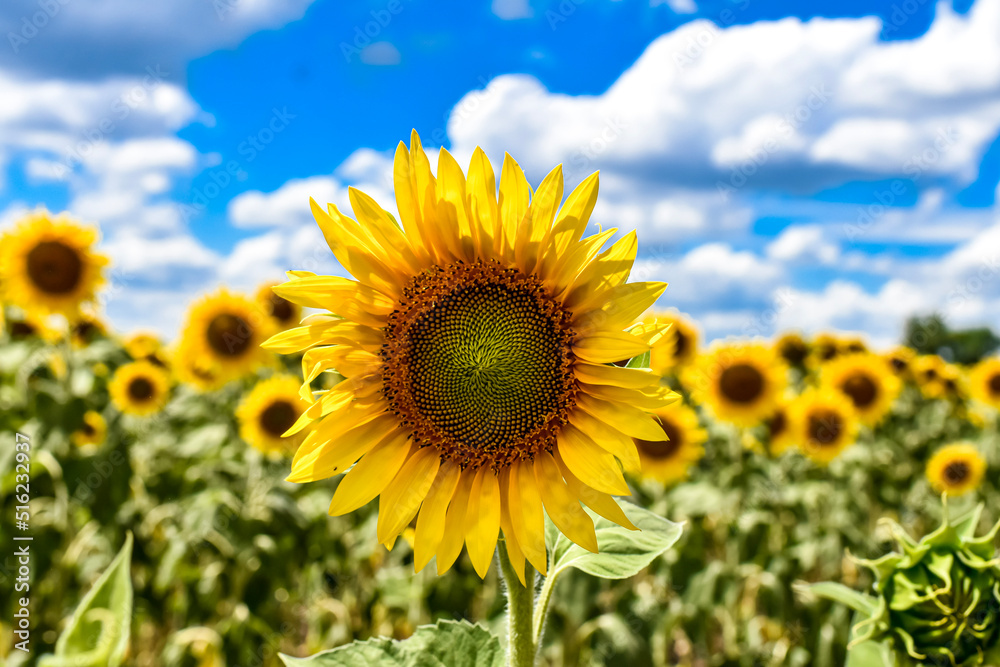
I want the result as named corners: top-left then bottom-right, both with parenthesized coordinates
top-left (647, 311), bottom-right (699, 373)
top-left (764, 400), bottom-right (796, 455)
top-left (633, 402), bottom-right (706, 484)
top-left (838, 336), bottom-right (868, 355)
top-left (884, 346), bottom-right (915, 378)
top-left (969, 357), bottom-right (1000, 409)
top-left (684, 343), bottom-right (787, 427)
top-left (790, 388), bottom-right (858, 464)
top-left (124, 332), bottom-right (169, 367)
top-left (821, 353), bottom-right (901, 427)
top-left (237, 376), bottom-right (310, 457)
top-left (264, 130), bottom-right (678, 580)
top-left (926, 443), bottom-right (985, 496)
top-left (109, 361), bottom-right (171, 416)
top-left (912, 355), bottom-right (953, 399)
top-left (71, 411), bottom-right (107, 447)
top-left (70, 312), bottom-right (108, 348)
top-left (179, 289), bottom-right (274, 385)
top-left (0, 210), bottom-right (108, 317)
top-left (3, 310), bottom-right (61, 343)
top-left (808, 333), bottom-right (841, 367)
top-left (172, 345), bottom-right (227, 392)
top-left (775, 332), bottom-right (808, 367)
top-left (256, 282), bottom-right (302, 332)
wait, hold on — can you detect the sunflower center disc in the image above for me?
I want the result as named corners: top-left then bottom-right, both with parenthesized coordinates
top-left (807, 409), bottom-right (842, 446)
top-left (80, 420), bottom-right (96, 436)
top-left (269, 295), bottom-right (295, 323)
top-left (382, 260), bottom-right (577, 470)
top-left (989, 374), bottom-right (1000, 397)
top-left (128, 377), bottom-right (154, 401)
top-left (636, 417), bottom-right (682, 460)
top-left (842, 374), bottom-right (878, 408)
top-left (944, 460), bottom-right (970, 484)
top-left (260, 400), bottom-right (297, 437)
top-left (207, 313), bottom-right (252, 357)
top-left (27, 240), bottom-right (83, 294)
top-left (769, 411), bottom-right (787, 439)
top-left (719, 363), bottom-right (764, 403)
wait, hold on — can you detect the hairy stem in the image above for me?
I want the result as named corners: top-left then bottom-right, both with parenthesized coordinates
top-left (498, 541), bottom-right (536, 667)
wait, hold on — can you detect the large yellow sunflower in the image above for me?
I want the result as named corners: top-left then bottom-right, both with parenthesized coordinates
top-left (926, 443), bottom-right (985, 496)
top-left (237, 376), bottom-right (309, 457)
top-left (647, 311), bottom-right (699, 373)
top-left (71, 411), bottom-right (107, 447)
top-left (684, 343), bottom-right (787, 427)
top-left (109, 361), bottom-right (171, 416)
top-left (264, 131), bottom-right (678, 581)
top-left (790, 388), bottom-right (858, 464)
top-left (179, 289), bottom-right (275, 385)
top-left (821, 353), bottom-right (901, 427)
top-left (968, 357), bottom-right (1000, 409)
top-left (633, 402), bottom-right (706, 484)
top-left (0, 210), bottom-right (108, 317)
top-left (256, 282), bottom-right (302, 332)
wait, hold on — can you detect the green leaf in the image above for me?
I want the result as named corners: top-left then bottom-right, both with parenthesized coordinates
top-left (40, 533), bottom-right (133, 667)
top-left (846, 639), bottom-right (895, 667)
top-left (806, 582), bottom-right (877, 616)
top-left (278, 620), bottom-right (504, 667)
top-left (625, 350), bottom-right (651, 369)
top-left (547, 500), bottom-right (682, 580)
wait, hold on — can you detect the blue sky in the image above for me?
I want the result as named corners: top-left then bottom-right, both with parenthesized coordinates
top-left (2, 0), bottom-right (999, 346)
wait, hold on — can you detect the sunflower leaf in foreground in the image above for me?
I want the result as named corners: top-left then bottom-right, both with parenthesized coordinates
top-left (278, 620), bottom-right (504, 667)
top-left (265, 130), bottom-right (680, 579)
top-left (545, 500), bottom-right (682, 581)
top-left (39, 533), bottom-right (133, 667)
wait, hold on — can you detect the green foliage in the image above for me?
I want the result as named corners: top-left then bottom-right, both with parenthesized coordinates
top-left (904, 314), bottom-right (1000, 364)
top-left (39, 534), bottom-right (133, 667)
top-left (278, 620), bottom-right (504, 667)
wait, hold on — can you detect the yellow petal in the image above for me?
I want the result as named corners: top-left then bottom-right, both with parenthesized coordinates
top-left (498, 468), bottom-right (527, 586)
top-left (574, 330), bottom-right (650, 364)
top-left (553, 449), bottom-right (637, 531)
top-left (348, 186), bottom-right (422, 274)
top-left (576, 393), bottom-right (668, 442)
top-left (557, 424), bottom-right (631, 495)
top-left (498, 153), bottom-right (531, 258)
top-left (573, 363), bottom-right (660, 389)
top-left (567, 407), bottom-right (641, 475)
top-left (311, 198), bottom-right (403, 298)
top-left (508, 459), bottom-right (548, 575)
top-left (292, 397), bottom-right (387, 467)
top-left (328, 430), bottom-right (412, 515)
top-left (464, 467), bottom-right (501, 578)
top-left (436, 469), bottom-right (477, 575)
top-left (263, 320), bottom-right (381, 354)
top-left (573, 282), bottom-right (668, 335)
top-left (548, 227), bottom-right (618, 296)
top-left (563, 231), bottom-right (637, 309)
top-left (392, 140), bottom-right (427, 257)
top-left (466, 147), bottom-right (499, 259)
top-left (272, 276), bottom-right (393, 329)
top-left (581, 383), bottom-right (680, 410)
top-left (288, 415), bottom-right (400, 483)
top-left (377, 446), bottom-right (441, 545)
top-left (534, 452), bottom-right (598, 553)
top-left (413, 461), bottom-right (461, 572)
top-left (516, 164), bottom-right (563, 273)
top-left (539, 171), bottom-right (600, 282)
top-left (436, 148), bottom-right (475, 261)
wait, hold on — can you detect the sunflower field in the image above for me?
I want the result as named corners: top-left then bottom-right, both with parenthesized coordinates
top-left (3, 136), bottom-right (1000, 667)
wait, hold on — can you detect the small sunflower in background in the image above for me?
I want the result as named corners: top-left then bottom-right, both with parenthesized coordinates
top-left (256, 282), bottom-right (302, 332)
top-left (926, 443), bottom-right (985, 496)
top-left (912, 354), bottom-right (956, 399)
top-left (648, 311), bottom-right (699, 373)
top-left (633, 402), bottom-right (707, 484)
top-left (236, 376), bottom-right (309, 457)
top-left (124, 331), bottom-right (170, 367)
top-left (109, 360), bottom-right (171, 416)
top-left (70, 311), bottom-right (108, 348)
top-left (0, 210), bottom-right (108, 317)
top-left (764, 400), bottom-right (797, 455)
top-left (172, 345), bottom-right (226, 393)
top-left (790, 388), bottom-right (859, 464)
top-left (884, 345), bottom-right (915, 378)
top-left (685, 343), bottom-right (787, 427)
top-left (71, 411), bottom-right (107, 447)
top-left (809, 333), bottom-right (841, 366)
top-left (968, 357), bottom-right (1000, 409)
top-left (821, 354), bottom-right (901, 427)
top-left (3, 309), bottom-right (62, 343)
top-left (775, 332), bottom-right (809, 368)
top-left (838, 336), bottom-right (868, 355)
top-left (179, 289), bottom-right (275, 385)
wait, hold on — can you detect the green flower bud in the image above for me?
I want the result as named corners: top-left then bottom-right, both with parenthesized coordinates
top-left (811, 504), bottom-right (1000, 666)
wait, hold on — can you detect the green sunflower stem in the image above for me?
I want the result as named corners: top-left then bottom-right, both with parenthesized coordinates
top-left (498, 541), bottom-right (536, 667)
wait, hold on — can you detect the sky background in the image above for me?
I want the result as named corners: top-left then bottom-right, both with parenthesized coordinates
top-left (2, 0), bottom-right (999, 347)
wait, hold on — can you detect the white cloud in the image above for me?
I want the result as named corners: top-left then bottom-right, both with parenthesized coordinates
top-left (767, 225), bottom-right (839, 264)
top-left (492, 0), bottom-right (533, 20)
top-left (360, 42), bottom-right (402, 66)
